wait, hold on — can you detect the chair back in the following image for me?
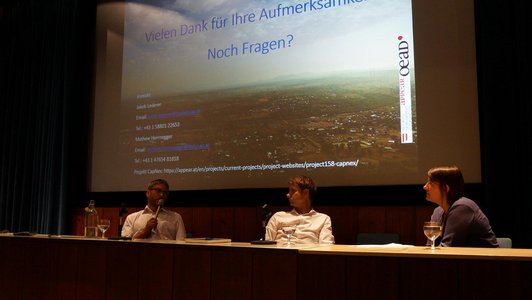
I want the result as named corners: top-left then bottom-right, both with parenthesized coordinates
top-left (496, 237), bottom-right (512, 248)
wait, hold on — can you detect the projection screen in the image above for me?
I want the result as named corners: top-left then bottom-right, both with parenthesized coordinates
top-left (91, 0), bottom-right (480, 192)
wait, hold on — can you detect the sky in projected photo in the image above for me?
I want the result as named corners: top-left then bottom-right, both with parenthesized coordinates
top-left (121, 0), bottom-right (414, 99)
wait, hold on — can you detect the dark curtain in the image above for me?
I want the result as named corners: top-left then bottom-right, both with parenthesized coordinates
top-left (475, 0), bottom-right (532, 247)
top-left (0, 0), bottom-right (93, 234)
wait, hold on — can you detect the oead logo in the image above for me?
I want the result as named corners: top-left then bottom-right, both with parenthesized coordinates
top-left (397, 35), bottom-right (410, 76)
top-left (397, 34), bottom-right (414, 144)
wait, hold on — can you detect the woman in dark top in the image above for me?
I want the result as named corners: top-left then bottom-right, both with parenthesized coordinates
top-left (423, 165), bottom-right (498, 248)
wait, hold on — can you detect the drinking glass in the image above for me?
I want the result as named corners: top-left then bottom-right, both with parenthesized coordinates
top-left (423, 221), bottom-right (442, 250)
top-left (98, 218), bottom-right (111, 238)
top-left (282, 225), bottom-right (296, 246)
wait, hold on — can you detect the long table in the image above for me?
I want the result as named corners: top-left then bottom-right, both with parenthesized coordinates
top-left (298, 245), bottom-right (532, 300)
top-left (1, 235), bottom-right (531, 300)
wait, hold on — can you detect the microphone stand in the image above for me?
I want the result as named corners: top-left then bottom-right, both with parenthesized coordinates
top-left (261, 207), bottom-right (272, 241)
top-left (118, 203), bottom-right (127, 236)
top-left (251, 204), bottom-right (276, 245)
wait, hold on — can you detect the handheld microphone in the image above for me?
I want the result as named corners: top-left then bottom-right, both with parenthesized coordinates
top-left (154, 199), bottom-right (165, 219)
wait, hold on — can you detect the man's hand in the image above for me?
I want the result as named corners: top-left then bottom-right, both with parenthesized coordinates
top-left (133, 217), bottom-right (158, 239)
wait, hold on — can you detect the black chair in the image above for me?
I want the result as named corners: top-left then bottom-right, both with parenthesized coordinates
top-left (356, 232), bottom-right (400, 245)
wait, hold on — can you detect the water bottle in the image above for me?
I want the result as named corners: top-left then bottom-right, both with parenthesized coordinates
top-left (84, 200), bottom-right (99, 238)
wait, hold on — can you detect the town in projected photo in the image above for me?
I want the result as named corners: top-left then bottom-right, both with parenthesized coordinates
top-left (120, 70), bottom-right (417, 188)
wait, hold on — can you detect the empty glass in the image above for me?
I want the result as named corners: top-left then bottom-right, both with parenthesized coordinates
top-left (282, 225), bottom-right (296, 246)
top-left (97, 218), bottom-right (111, 239)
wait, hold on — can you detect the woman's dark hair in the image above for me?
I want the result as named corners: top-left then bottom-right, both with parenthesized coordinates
top-left (289, 175), bottom-right (317, 202)
top-left (427, 165), bottom-right (464, 205)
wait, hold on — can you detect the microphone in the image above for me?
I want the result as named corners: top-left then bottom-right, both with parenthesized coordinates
top-left (154, 199), bottom-right (165, 219)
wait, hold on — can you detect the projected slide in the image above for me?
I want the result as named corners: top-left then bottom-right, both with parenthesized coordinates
top-left (116, 0), bottom-right (416, 190)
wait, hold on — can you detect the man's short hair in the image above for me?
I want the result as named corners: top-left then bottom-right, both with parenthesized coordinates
top-left (148, 179), bottom-right (169, 190)
top-left (289, 175), bottom-right (317, 201)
